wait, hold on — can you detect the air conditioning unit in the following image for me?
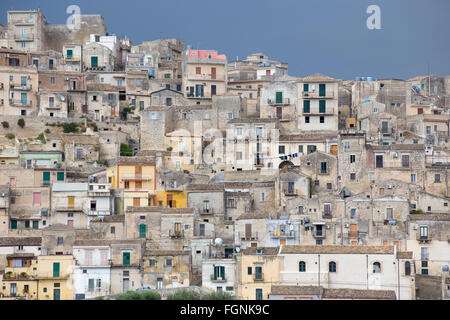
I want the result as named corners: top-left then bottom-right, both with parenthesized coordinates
top-left (344, 223), bottom-right (350, 228)
top-left (28, 76), bottom-right (32, 80)
top-left (393, 152), bottom-right (398, 158)
top-left (289, 224), bottom-right (294, 230)
top-left (413, 225), bottom-right (418, 230)
top-left (386, 184), bottom-right (392, 189)
top-left (65, 78), bottom-right (69, 81)
top-left (326, 225), bottom-right (330, 229)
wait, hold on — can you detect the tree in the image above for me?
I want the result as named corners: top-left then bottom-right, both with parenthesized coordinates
top-left (120, 143), bottom-right (132, 156)
top-left (1, 121), bottom-right (9, 128)
top-left (116, 290), bottom-right (161, 300)
top-left (17, 118), bottom-right (25, 128)
top-left (62, 122), bottom-right (79, 133)
top-left (166, 289), bottom-right (200, 300)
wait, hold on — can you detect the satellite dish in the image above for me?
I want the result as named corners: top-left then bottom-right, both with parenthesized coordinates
top-left (61, 96), bottom-right (65, 101)
top-left (443, 265), bottom-right (449, 272)
top-left (235, 247), bottom-right (240, 252)
top-left (214, 238), bottom-right (223, 245)
top-left (240, 245), bottom-right (247, 250)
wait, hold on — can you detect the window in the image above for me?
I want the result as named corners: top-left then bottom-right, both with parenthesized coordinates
top-left (350, 173), bottom-right (356, 180)
top-left (305, 116), bottom-right (310, 123)
top-left (33, 221), bottom-right (39, 229)
top-left (402, 155), bottom-right (410, 168)
top-left (298, 206), bottom-right (304, 214)
top-left (227, 113), bottom-right (233, 119)
top-left (350, 155), bottom-right (356, 163)
top-left (329, 261), bottom-right (336, 273)
top-left (299, 261), bottom-right (306, 272)
top-left (434, 174), bottom-right (440, 183)
top-left (236, 152), bottom-right (242, 160)
top-left (420, 226), bottom-right (428, 239)
top-left (247, 267), bottom-right (252, 275)
top-left (298, 145), bottom-right (303, 153)
top-left (386, 208), bottom-right (393, 220)
top-left (166, 98), bottom-right (172, 106)
top-left (303, 100), bottom-right (310, 113)
top-left (57, 237), bottom-right (63, 245)
top-left (327, 183), bottom-right (332, 190)
top-left (373, 262), bottom-right (381, 273)
top-left (405, 261), bottom-right (411, 276)
top-left (411, 174), bottom-right (416, 183)
top-left (350, 208), bottom-right (356, 218)
top-left (111, 226), bottom-right (115, 234)
top-left (166, 259), bottom-right (172, 267)
top-left (57, 172), bottom-right (64, 181)
top-left (50, 77), bottom-right (55, 85)
top-left (320, 161), bottom-right (327, 174)
top-left (255, 266), bottom-right (263, 280)
top-left (279, 145), bottom-right (285, 154)
top-left (261, 192), bottom-right (265, 202)
top-left (316, 239), bottom-right (323, 245)
top-left (376, 155), bottom-right (383, 168)
top-left (319, 100), bottom-right (326, 113)
top-left (314, 180), bottom-right (320, 186)
top-left (196, 67), bottom-right (201, 74)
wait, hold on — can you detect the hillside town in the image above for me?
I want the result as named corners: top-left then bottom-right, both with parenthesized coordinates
top-left (0, 9), bottom-right (448, 300)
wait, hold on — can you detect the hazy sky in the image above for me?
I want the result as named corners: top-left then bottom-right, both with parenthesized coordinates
top-left (1, 0), bottom-right (449, 80)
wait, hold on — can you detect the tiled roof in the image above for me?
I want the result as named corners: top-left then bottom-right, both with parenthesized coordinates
top-left (396, 251), bottom-right (413, 259)
top-left (270, 285), bottom-right (323, 296)
top-left (280, 245), bottom-right (394, 255)
top-left (300, 73), bottom-right (337, 82)
top-left (144, 250), bottom-right (190, 256)
top-left (409, 213), bottom-right (450, 221)
top-left (188, 184), bottom-right (224, 191)
top-left (322, 288), bottom-right (396, 300)
top-left (241, 247), bottom-right (279, 255)
top-left (74, 240), bottom-right (111, 246)
top-left (0, 237), bottom-right (42, 246)
top-left (368, 144), bottom-right (425, 151)
top-left (228, 118), bottom-right (278, 124)
top-left (126, 206), bottom-right (194, 214)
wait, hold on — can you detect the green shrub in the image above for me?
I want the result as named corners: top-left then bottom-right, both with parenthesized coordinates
top-left (116, 290), bottom-right (161, 300)
top-left (45, 129), bottom-right (51, 134)
top-left (120, 143), bottom-right (132, 156)
top-left (17, 118), bottom-right (25, 128)
top-left (166, 289), bottom-right (200, 300)
top-left (121, 107), bottom-right (132, 120)
top-left (5, 133), bottom-right (15, 140)
top-left (62, 122), bottom-right (79, 133)
top-left (410, 209), bottom-right (425, 215)
top-left (37, 133), bottom-right (46, 144)
top-left (202, 292), bottom-right (235, 300)
top-left (1, 121), bottom-right (9, 128)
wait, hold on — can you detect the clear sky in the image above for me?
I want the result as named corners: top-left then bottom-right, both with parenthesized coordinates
top-left (1, 0), bottom-right (449, 80)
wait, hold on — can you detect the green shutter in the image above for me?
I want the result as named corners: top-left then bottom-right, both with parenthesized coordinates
top-left (53, 262), bottom-right (60, 277)
top-left (275, 92), bottom-right (282, 104)
top-left (319, 84), bottom-right (326, 96)
top-left (33, 221), bottom-right (39, 229)
top-left (91, 56), bottom-right (98, 68)
top-left (214, 266), bottom-right (218, 280)
top-left (11, 220), bottom-right (17, 229)
top-left (88, 279), bottom-right (94, 292)
top-left (43, 172), bottom-right (50, 186)
top-left (67, 49), bottom-right (73, 58)
top-left (303, 100), bottom-right (310, 113)
top-left (25, 220), bottom-right (30, 228)
top-left (303, 83), bottom-right (309, 92)
top-left (57, 172), bottom-right (64, 181)
top-left (123, 252), bottom-right (130, 265)
top-left (139, 224), bottom-right (146, 239)
top-left (319, 100), bottom-right (326, 113)
top-left (220, 266), bottom-right (225, 279)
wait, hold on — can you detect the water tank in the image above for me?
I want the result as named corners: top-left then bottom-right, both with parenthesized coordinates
top-left (366, 77), bottom-right (373, 81)
top-left (214, 238), bottom-right (223, 245)
top-left (443, 265), bottom-right (449, 272)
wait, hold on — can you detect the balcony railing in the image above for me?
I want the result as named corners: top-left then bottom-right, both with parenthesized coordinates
top-left (347, 230), bottom-right (358, 238)
top-left (323, 212), bottom-right (332, 219)
top-left (9, 99), bottom-right (33, 107)
top-left (201, 208), bottom-right (214, 214)
top-left (416, 234), bottom-right (432, 243)
top-left (267, 98), bottom-right (290, 105)
top-left (272, 229), bottom-right (295, 239)
top-left (10, 84), bottom-right (32, 91)
top-left (210, 275), bottom-right (227, 282)
top-left (253, 273), bottom-right (264, 281)
top-left (312, 230), bottom-right (326, 239)
top-left (88, 209), bottom-right (110, 216)
top-left (239, 231), bottom-right (258, 241)
top-left (169, 229), bottom-right (184, 238)
top-left (88, 191), bottom-right (111, 197)
top-left (188, 74), bottom-right (225, 81)
top-left (302, 107), bottom-right (335, 115)
top-left (302, 91), bottom-right (334, 98)
top-left (14, 34), bottom-right (35, 41)
top-left (121, 175), bottom-right (152, 181)
top-left (55, 206), bottom-right (84, 212)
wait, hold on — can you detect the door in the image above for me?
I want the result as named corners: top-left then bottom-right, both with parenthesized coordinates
top-left (245, 224), bottom-right (252, 238)
top-left (199, 224), bottom-right (205, 236)
top-left (280, 239), bottom-right (286, 245)
top-left (319, 84), bottom-right (326, 96)
top-left (68, 196), bottom-right (74, 209)
top-left (276, 107), bottom-right (282, 119)
top-left (139, 224), bottom-right (146, 239)
top-left (67, 220), bottom-right (73, 227)
top-left (91, 56), bottom-right (98, 68)
top-left (350, 224), bottom-right (357, 237)
top-left (9, 177), bottom-right (15, 188)
top-left (123, 279), bottom-right (129, 292)
top-left (211, 85), bottom-right (216, 95)
top-left (376, 155), bottom-right (383, 168)
top-left (331, 145), bottom-right (338, 156)
top-left (276, 92), bottom-right (283, 104)
top-left (381, 121), bottom-right (389, 134)
top-left (53, 262), bottom-right (60, 277)
top-left (21, 92), bottom-right (27, 105)
top-left (123, 252), bottom-right (130, 265)
top-left (319, 100), bottom-right (326, 113)
top-left (157, 278), bottom-right (163, 289)
top-left (133, 197), bottom-right (140, 206)
top-left (255, 288), bottom-right (263, 300)
top-left (211, 67), bottom-right (216, 79)
top-left (43, 172), bottom-right (50, 185)
top-left (67, 49), bottom-right (73, 59)
top-left (316, 225), bottom-right (323, 236)
top-left (88, 279), bottom-right (95, 292)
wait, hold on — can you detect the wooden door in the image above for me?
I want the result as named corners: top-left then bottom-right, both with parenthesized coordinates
top-left (245, 224), bottom-right (252, 238)
top-left (280, 239), bottom-right (286, 245)
top-left (133, 197), bottom-right (140, 206)
top-left (331, 145), bottom-right (338, 156)
top-left (68, 196), bottom-right (74, 209)
top-left (211, 67), bottom-right (216, 79)
top-left (350, 224), bottom-right (357, 237)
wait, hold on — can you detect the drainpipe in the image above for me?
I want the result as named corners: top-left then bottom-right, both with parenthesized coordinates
top-left (366, 254), bottom-right (369, 289)
top-left (397, 258), bottom-right (400, 300)
top-left (318, 254), bottom-right (320, 288)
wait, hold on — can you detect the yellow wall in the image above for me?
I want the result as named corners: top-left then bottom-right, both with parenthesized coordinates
top-left (36, 255), bottom-right (74, 300)
top-left (0, 261), bottom-right (38, 300)
top-left (155, 191), bottom-right (187, 208)
top-left (107, 163), bottom-right (156, 190)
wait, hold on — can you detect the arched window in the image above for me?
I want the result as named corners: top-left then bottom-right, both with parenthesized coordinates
top-left (299, 261), bottom-right (306, 272)
top-left (329, 261), bottom-right (336, 273)
top-left (373, 262), bottom-right (381, 273)
top-left (405, 261), bottom-right (411, 275)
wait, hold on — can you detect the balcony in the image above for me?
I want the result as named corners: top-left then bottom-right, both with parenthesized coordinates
top-left (416, 234), bottom-right (432, 243)
top-left (188, 74), bottom-right (225, 81)
top-left (210, 275), bottom-right (227, 283)
top-left (65, 56), bottom-right (81, 61)
top-left (88, 209), bottom-right (110, 216)
top-left (267, 98), bottom-right (290, 105)
top-left (55, 206), bottom-right (84, 212)
top-left (10, 84), bottom-right (33, 91)
top-left (169, 229), bottom-right (184, 238)
top-left (121, 175), bottom-right (152, 181)
top-left (166, 185), bottom-right (183, 191)
top-left (200, 208), bottom-right (214, 215)
top-left (272, 229), bottom-right (295, 239)
top-left (88, 191), bottom-right (111, 197)
top-left (302, 91), bottom-right (334, 99)
top-left (42, 180), bottom-right (51, 186)
top-left (46, 104), bottom-right (62, 110)
top-left (322, 212), bottom-right (332, 219)
top-left (239, 231), bottom-right (258, 241)
top-left (253, 273), bottom-right (264, 281)
top-left (9, 99), bottom-right (33, 107)
top-left (14, 34), bottom-right (35, 41)
top-left (302, 107), bottom-right (335, 115)
top-left (347, 230), bottom-right (358, 238)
